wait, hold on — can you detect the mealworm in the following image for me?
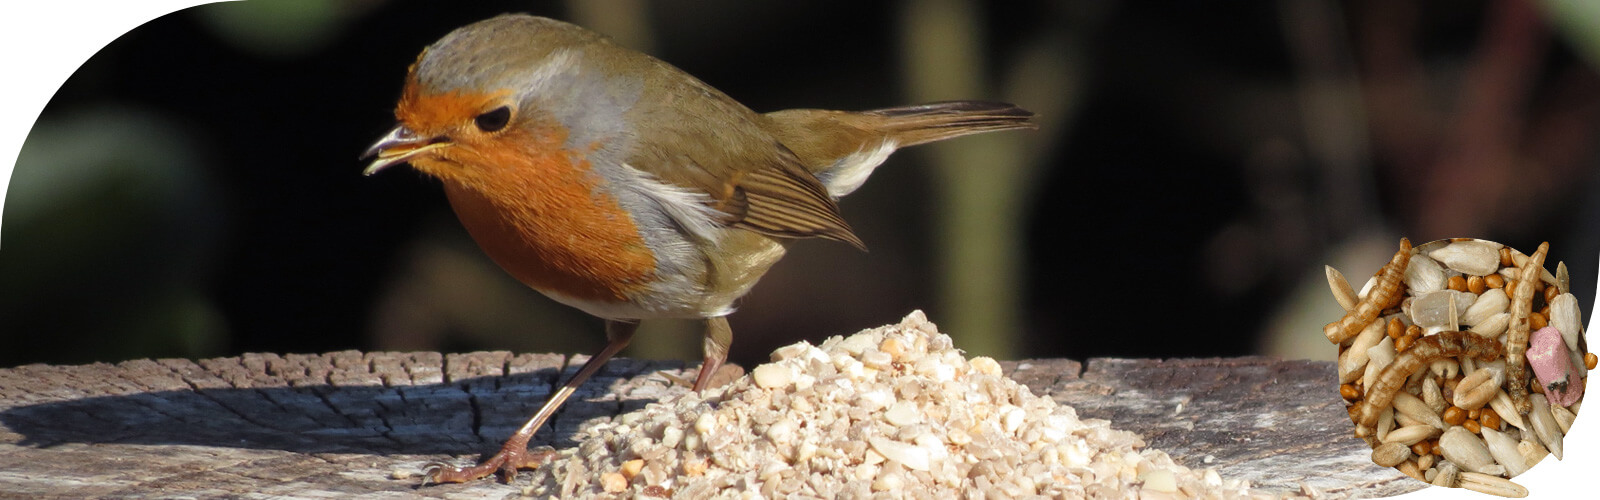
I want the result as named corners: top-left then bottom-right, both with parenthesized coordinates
top-left (1355, 331), bottom-right (1503, 438)
top-left (1505, 241), bottom-right (1549, 417)
top-left (1325, 239), bottom-right (1412, 344)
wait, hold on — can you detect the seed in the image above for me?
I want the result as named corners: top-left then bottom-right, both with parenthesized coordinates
top-left (682, 456), bottom-right (708, 476)
top-left (1443, 406), bottom-right (1468, 426)
top-left (1432, 358), bottom-right (1460, 380)
top-left (1469, 312), bottom-right (1511, 338)
top-left (1529, 312), bottom-right (1548, 331)
top-left (1340, 319), bottom-right (1388, 383)
top-left (1422, 378), bottom-right (1446, 413)
top-left (1406, 324), bottom-right (1422, 338)
top-left (1517, 439), bottom-right (1548, 472)
top-left (1394, 392), bottom-right (1446, 430)
top-left (1552, 405), bottom-right (1576, 434)
top-left (1550, 292), bottom-right (1583, 351)
top-left (1396, 336), bottom-right (1414, 353)
top-left (1462, 288), bottom-right (1509, 327)
top-left (879, 337), bottom-right (905, 361)
top-left (1458, 472), bottom-right (1529, 498)
top-left (1587, 352), bottom-right (1597, 370)
top-left (1481, 408), bottom-right (1502, 431)
top-left (1327, 265), bottom-right (1359, 311)
top-left (1467, 275), bottom-right (1487, 294)
top-left (1340, 384), bottom-right (1361, 401)
top-left (1432, 461), bottom-right (1459, 487)
top-left (1544, 283), bottom-right (1559, 303)
top-left (1528, 393), bottom-right (1565, 460)
top-left (1464, 420), bottom-right (1481, 433)
top-left (1447, 275), bottom-right (1467, 292)
top-left (1439, 426), bottom-right (1497, 474)
top-left (1411, 440), bottom-right (1432, 456)
top-left (1485, 273), bottom-right (1505, 289)
top-left (1488, 390), bottom-right (1527, 430)
top-left (1371, 442), bottom-right (1412, 467)
top-left (1481, 426), bottom-right (1529, 477)
top-left (620, 459), bottom-right (645, 480)
top-left (1397, 459), bottom-right (1425, 482)
top-left (1376, 407), bottom-right (1396, 442)
top-left (601, 472), bottom-right (628, 492)
top-left (1453, 368), bottom-right (1502, 410)
top-left (1383, 424), bottom-right (1440, 445)
top-left (1499, 247), bottom-right (1514, 267)
top-left (1387, 317), bottom-right (1403, 340)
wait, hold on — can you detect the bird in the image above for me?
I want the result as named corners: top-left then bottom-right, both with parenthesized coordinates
top-left (362, 13), bottom-right (1036, 484)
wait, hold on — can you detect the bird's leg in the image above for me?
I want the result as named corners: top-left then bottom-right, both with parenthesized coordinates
top-left (423, 319), bottom-right (640, 485)
top-left (691, 316), bottom-right (732, 392)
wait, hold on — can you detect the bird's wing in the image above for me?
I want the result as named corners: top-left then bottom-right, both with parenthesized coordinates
top-left (624, 77), bottom-right (863, 250)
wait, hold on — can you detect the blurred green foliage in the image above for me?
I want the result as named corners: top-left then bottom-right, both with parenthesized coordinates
top-left (3, 107), bottom-right (226, 365)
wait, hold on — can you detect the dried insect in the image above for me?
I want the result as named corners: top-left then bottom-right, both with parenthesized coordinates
top-left (1355, 331), bottom-right (1504, 438)
top-left (1505, 241), bottom-right (1549, 416)
top-left (1325, 239), bottom-right (1412, 344)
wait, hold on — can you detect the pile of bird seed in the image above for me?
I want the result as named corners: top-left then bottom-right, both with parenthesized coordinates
top-left (521, 311), bottom-right (1260, 499)
top-left (1323, 238), bottom-right (1588, 497)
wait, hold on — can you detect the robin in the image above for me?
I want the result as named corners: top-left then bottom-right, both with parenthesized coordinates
top-left (362, 13), bottom-right (1035, 484)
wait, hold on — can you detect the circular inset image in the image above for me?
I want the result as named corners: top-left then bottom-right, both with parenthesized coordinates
top-left (1322, 238), bottom-right (1587, 497)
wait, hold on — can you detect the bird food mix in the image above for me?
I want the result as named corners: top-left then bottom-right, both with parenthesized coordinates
top-left (1323, 238), bottom-right (1588, 497)
top-left (521, 311), bottom-right (1262, 499)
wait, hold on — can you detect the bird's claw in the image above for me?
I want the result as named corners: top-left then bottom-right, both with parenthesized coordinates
top-left (415, 447), bottom-right (557, 486)
top-left (418, 462), bottom-right (448, 487)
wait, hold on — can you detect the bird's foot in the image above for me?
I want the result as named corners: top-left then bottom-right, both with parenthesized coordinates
top-left (420, 445), bottom-right (556, 485)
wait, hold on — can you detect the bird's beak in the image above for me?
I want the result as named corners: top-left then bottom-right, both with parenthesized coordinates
top-left (360, 125), bottom-right (448, 176)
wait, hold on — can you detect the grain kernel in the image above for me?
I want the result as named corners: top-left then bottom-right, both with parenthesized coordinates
top-left (1372, 442), bottom-right (1412, 467)
top-left (1395, 336), bottom-right (1413, 353)
top-left (1484, 274), bottom-right (1505, 289)
top-left (1412, 440), bottom-right (1432, 456)
top-left (1500, 247), bottom-right (1514, 267)
top-left (1406, 324), bottom-right (1421, 338)
top-left (1466, 275), bottom-right (1487, 294)
top-left (1463, 420), bottom-right (1481, 434)
top-left (1530, 312), bottom-right (1548, 331)
top-left (1586, 352), bottom-right (1597, 370)
top-left (1480, 408), bottom-right (1502, 431)
top-left (1442, 406), bottom-right (1467, 426)
top-left (601, 472), bottom-right (627, 493)
top-left (1545, 283), bottom-right (1560, 303)
top-left (1387, 317), bottom-right (1404, 340)
top-left (620, 459), bottom-right (644, 480)
top-left (1340, 383), bottom-right (1361, 401)
top-left (1447, 275), bottom-right (1467, 292)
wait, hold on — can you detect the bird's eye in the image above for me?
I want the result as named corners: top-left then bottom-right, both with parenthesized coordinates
top-left (474, 106), bottom-right (512, 132)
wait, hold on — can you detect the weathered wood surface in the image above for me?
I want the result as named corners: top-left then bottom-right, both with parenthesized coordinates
top-left (0, 352), bottom-right (1418, 499)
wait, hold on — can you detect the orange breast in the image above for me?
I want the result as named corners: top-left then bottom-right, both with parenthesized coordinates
top-left (435, 126), bottom-right (658, 304)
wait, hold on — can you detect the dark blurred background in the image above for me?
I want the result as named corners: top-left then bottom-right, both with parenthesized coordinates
top-left (4, 0), bottom-right (1600, 369)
